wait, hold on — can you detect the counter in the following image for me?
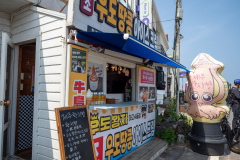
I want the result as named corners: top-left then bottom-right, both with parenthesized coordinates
top-left (88, 101), bottom-right (153, 110)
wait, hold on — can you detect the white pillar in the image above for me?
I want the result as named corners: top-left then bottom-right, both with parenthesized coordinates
top-left (170, 68), bottom-right (175, 98)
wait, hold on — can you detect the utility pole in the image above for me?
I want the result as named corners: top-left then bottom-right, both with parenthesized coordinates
top-left (173, 0), bottom-right (183, 115)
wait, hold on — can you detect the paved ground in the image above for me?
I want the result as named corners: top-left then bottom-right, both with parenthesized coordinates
top-left (120, 138), bottom-right (168, 160)
top-left (157, 143), bottom-right (240, 160)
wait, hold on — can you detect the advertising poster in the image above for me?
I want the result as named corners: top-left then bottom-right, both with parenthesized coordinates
top-left (138, 66), bottom-right (156, 102)
top-left (139, 0), bottom-right (153, 29)
top-left (89, 104), bottom-right (155, 160)
top-left (68, 45), bottom-right (88, 106)
top-left (87, 62), bottom-right (103, 92)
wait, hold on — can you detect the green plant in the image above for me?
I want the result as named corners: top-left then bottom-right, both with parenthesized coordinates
top-left (160, 128), bottom-right (176, 145)
top-left (179, 113), bottom-right (187, 121)
top-left (168, 98), bottom-right (179, 122)
top-left (156, 116), bottom-right (167, 123)
top-left (185, 116), bottom-right (193, 128)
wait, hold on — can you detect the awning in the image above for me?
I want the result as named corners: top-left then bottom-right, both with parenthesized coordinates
top-left (77, 31), bottom-right (189, 72)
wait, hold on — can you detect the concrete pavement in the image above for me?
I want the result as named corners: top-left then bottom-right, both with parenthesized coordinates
top-left (120, 139), bottom-right (168, 160)
top-left (157, 143), bottom-right (240, 160)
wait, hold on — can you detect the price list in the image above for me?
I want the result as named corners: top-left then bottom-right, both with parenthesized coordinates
top-left (56, 106), bottom-right (96, 160)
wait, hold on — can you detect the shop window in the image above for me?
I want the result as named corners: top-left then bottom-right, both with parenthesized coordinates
top-left (107, 64), bottom-right (131, 93)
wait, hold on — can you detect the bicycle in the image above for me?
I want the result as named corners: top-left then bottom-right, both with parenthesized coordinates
top-left (220, 105), bottom-right (240, 154)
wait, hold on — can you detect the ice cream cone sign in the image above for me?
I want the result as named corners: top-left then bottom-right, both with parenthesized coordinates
top-left (186, 53), bottom-right (229, 123)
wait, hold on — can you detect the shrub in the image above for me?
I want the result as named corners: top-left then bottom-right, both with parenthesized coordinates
top-left (179, 113), bottom-right (187, 121)
top-left (160, 128), bottom-right (176, 145)
top-left (156, 116), bottom-right (167, 123)
top-left (168, 98), bottom-right (179, 122)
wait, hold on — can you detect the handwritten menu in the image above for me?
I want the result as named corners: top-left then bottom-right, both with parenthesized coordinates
top-left (55, 106), bottom-right (96, 160)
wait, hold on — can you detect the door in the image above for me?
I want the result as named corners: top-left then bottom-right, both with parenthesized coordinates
top-left (15, 43), bottom-right (35, 159)
top-left (0, 32), bottom-right (14, 159)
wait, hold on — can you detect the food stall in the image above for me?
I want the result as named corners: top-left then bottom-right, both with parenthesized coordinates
top-left (0, 0), bottom-right (189, 159)
top-left (65, 43), bottom-right (159, 160)
top-left (63, 1), bottom-right (189, 159)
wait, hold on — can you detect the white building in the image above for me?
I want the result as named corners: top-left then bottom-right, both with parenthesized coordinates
top-left (0, 0), bottom-right (188, 159)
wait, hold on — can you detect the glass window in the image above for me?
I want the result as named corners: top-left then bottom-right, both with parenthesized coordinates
top-left (107, 63), bottom-right (131, 93)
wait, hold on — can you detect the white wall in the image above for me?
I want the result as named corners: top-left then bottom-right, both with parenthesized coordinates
top-left (11, 7), bottom-right (66, 160)
top-left (0, 12), bottom-right (11, 61)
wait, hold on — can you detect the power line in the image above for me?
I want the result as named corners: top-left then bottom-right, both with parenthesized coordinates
top-left (148, 19), bottom-right (176, 24)
top-left (160, 19), bottom-right (176, 23)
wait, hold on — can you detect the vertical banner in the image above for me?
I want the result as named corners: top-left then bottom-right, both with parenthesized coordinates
top-left (68, 45), bottom-right (88, 106)
top-left (138, 66), bottom-right (156, 102)
top-left (139, 0), bottom-right (153, 29)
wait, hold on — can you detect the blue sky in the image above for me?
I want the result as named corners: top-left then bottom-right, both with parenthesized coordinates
top-left (155, 0), bottom-right (240, 88)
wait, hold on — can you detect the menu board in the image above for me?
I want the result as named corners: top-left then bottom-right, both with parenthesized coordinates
top-left (55, 106), bottom-right (96, 160)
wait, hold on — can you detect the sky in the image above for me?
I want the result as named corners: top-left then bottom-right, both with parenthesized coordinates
top-left (155, 0), bottom-right (240, 89)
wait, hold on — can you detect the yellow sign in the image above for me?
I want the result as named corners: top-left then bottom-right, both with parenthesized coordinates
top-left (68, 45), bottom-right (88, 106)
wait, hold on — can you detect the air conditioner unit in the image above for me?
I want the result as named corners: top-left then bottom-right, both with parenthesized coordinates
top-left (177, 8), bottom-right (184, 20)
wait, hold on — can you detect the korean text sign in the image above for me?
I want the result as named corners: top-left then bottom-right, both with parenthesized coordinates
top-left (138, 66), bottom-right (156, 102)
top-left (68, 0), bottom-right (158, 49)
top-left (139, 0), bottom-right (153, 29)
top-left (68, 45), bottom-right (88, 106)
top-left (89, 104), bottom-right (155, 160)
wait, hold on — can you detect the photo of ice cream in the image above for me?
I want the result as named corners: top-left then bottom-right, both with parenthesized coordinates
top-left (89, 65), bottom-right (99, 91)
top-left (87, 63), bottom-right (103, 92)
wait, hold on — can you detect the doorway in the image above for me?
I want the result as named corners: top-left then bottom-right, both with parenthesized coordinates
top-left (15, 43), bottom-right (36, 159)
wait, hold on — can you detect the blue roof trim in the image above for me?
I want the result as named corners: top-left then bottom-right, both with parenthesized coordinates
top-left (77, 31), bottom-right (189, 72)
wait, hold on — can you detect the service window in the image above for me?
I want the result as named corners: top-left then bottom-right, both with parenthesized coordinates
top-left (106, 63), bottom-right (131, 94)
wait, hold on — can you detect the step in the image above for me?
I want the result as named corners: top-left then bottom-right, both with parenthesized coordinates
top-left (120, 138), bottom-right (168, 160)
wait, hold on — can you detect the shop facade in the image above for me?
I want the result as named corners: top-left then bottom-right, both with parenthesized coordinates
top-left (0, 0), bottom-right (188, 159)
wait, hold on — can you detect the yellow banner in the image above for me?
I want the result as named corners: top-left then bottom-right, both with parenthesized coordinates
top-left (68, 45), bottom-right (88, 106)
